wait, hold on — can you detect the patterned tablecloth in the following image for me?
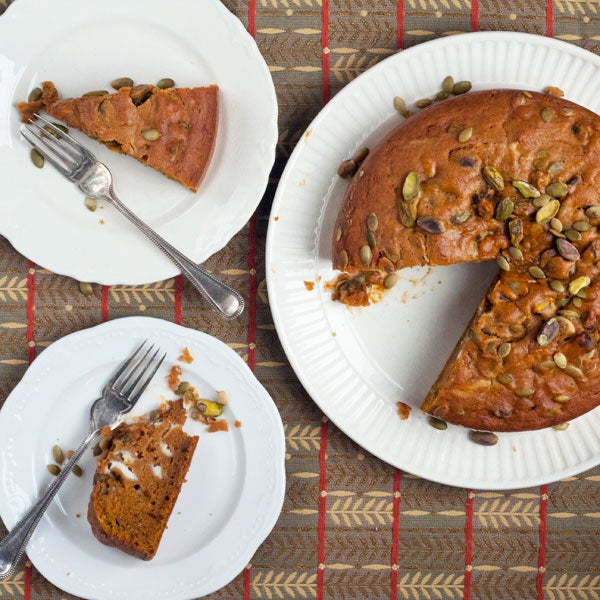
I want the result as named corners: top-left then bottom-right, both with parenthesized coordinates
top-left (0, 0), bottom-right (599, 599)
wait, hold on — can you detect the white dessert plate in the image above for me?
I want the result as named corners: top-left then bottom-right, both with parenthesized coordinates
top-left (0, 0), bottom-right (277, 285)
top-left (0, 317), bottom-right (286, 600)
top-left (266, 31), bottom-right (600, 490)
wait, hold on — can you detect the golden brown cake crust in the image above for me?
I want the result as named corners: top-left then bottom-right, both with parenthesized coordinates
top-left (87, 399), bottom-right (198, 560)
top-left (18, 82), bottom-right (218, 192)
top-left (332, 89), bottom-right (600, 432)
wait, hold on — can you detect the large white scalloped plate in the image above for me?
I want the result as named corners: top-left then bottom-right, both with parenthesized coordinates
top-left (266, 32), bottom-right (600, 490)
top-left (0, 0), bottom-right (277, 285)
top-left (0, 317), bottom-right (286, 599)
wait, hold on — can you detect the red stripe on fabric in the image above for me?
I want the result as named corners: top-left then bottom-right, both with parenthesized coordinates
top-left (396, 0), bottom-right (404, 50)
top-left (26, 261), bottom-right (36, 364)
top-left (243, 565), bottom-right (251, 600)
top-left (316, 418), bottom-right (328, 600)
top-left (247, 214), bottom-right (257, 372)
top-left (101, 285), bottom-right (109, 322)
top-left (546, 0), bottom-right (554, 37)
top-left (537, 484), bottom-right (548, 599)
top-left (174, 275), bottom-right (183, 326)
top-left (390, 469), bottom-right (401, 600)
top-left (23, 560), bottom-right (32, 600)
top-left (321, 0), bottom-right (330, 104)
top-left (464, 489), bottom-right (474, 600)
top-left (247, 0), bottom-right (256, 37)
top-left (471, 0), bottom-right (479, 32)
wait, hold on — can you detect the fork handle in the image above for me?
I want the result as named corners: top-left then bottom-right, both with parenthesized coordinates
top-left (106, 192), bottom-right (245, 319)
top-left (0, 428), bottom-right (98, 580)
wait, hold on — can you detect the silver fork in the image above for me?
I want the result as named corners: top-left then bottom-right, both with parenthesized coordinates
top-left (0, 340), bottom-right (166, 580)
top-left (20, 115), bottom-right (245, 320)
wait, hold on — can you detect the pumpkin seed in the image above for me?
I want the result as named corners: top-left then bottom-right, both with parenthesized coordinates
top-left (558, 309), bottom-right (580, 319)
top-left (384, 274), bottom-right (398, 289)
top-left (576, 286), bottom-right (588, 299)
top-left (585, 205), bottom-right (600, 219)
top-left (537, 360), bottom-right (556, 370)
top-left (496, 373), bottom-right (513, 385)
top-left (111, 77), bottom-right (134, 90)
top-left (452, 80), bottom-right (472, 95)
top-left (66, 450), bottom-right (74, 460)
top-left (572, 220), bottom-right (591, 232)
top-left (548, 162), bottom-right (564, 175)
top-left (441, 75), bottom-right (455, 94)
top-left (92, 442), bottom-right (102, 456)
top-left (83, 90), bottom-right (108, 97)
top-left (78, 281), bottom-right (93, 297)
top-left (402, 172), bottom-right (420, 203)
top-left (393, 96), bottom-right (407, 114)
top-left (141, 128), bottom-right (160, 141)
top-left (397, 201), bottom-right (417, 227)
top-left (458, 127), bottom-right (473, 143)
top-left (549, 217), bottom-right (563, 232)
top-left (516, 388), bottom-right (535, 397)
top-left (366, 230), bottom-right (376, 248)
top-left (339, 250), bottom-right (348, 268)
top-left (360, 245), bottom-right (372, 266)
top-left (28, 87), bottom-right (43, 102)
top-left (483, 165), bottom-right (504, 191)
top-left (337, 159), bottom-right (358, 178)
top-left (30, 148), bottom-right (44, 169)
top-left (546, 181), bottom-right (568, 198)
top-left (416, 216), bottom-right (446, 234)
top-left (508, 218), bottom-right (523, 246)
top-left (415, 98), bottom-right (432, 109)
top-left (535, 199), bottom-right (560, 223)
top-left (175, 381), bottom-right (190, 395)
top-left (572, 297), bottom-right (583, 307)
top-left (47, 464), bottom-right (61, 476)
top-left (533, 194), bottom-right (551, 208)
top-left (508, 246), bottom-right (524, 261)
top-left (52, 445), bottom-right (64, 464)
top-left (157, 77), bottom-right (175, 89)
top-left (549, 280), bottom-right (565, 293)
top-left (335, 226), bottom-right (342, 242)
top-left (428, 417), bottom-right (448, 431)
top-left (553, 394), bottom-right (570, 403)
top-left (556, 238), bottom-right (580, 261)
top-left (569, 276), bottom-right (590, 295)
top-left (529, 266), bottom-right (546, 279)
top-left (367, 213), bottom-right (378, 231)
top-left (498, 343), bottom-right (511, 358)
top-left (353, 147), bottom-right (369, 163)
top-left (434, 91), bottom-right (450, 101)
top-left (563, 107), bottom-right (574, 116)
top-left (495, 197), bottom-right (514, 221)
top-left (469, 430), bottom-right (498, 446)
top-left (565, 229), bottom-right (582, 242)
top-left (553, 352), bottom-right (567, 369)
top-left (564, 365), bottom-right (583, 378)
top-left (84, 197), bottom-right (97, 212)
top-left (553, 422), bottom-right (570, 430)
top-left (537, 318), bottom-right (559, 346)
top-left (541, 108), bottom-right (553, 122)
top-left (70, 464), bottom-right (82, 477)
top-left (451, 210), bottom-right (471, 225)
top-left (512, 180), bottom-right (540, 198)
top-left (496, 255), bottom-right (510, 271)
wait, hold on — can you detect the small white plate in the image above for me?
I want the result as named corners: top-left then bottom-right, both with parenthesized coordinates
top-left (0, 0), bottom-right (277, 285)
top-left (266, 31), bottom-right (600, 490)
top-left (0, 317), bottom-right (286, 600)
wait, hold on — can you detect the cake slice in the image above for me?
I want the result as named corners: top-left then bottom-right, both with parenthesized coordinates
top-left (18, 81), bottom-right (219, 192)
top-left (88, 399), bottom-right (198, 560)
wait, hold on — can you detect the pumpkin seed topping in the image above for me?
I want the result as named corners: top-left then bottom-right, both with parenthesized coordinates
top-left (451, 210), bottom-right (471, 225)
top-left (564, 365), bottom-right (583, 379)
top-left (546, 181), bottom-right (569, 198)
top-left (533, 194), bottom-right (551, 208)
top-left (498, 343), bottom-right (512, 358)
top-left (47, 464), bottom-right (61, 476)
top-left (79, 282), bottom-right (93, 297)
top-left (397, 201), bottom-right (417, 228)
top-left (569, 276), bottom-right (590, 295)
top-left (537, 360), bottom-right (556, 371)
top-left (85, 197), bottom-right (97, 212)
top-left (572, 220), bottom-right (591, 232)
top-left (339, 251), bottom-right (348, 268)
top-left (72, 465), bottom-right (83, 477)
top-left (452, 80), bottom-right (472, 95)
top-left (366, 230), bottom-right (376, 248)
top-left (83, 90), bottom-right (109, 97)
top-left (516, 388), bottom-right (535, 397)
top-left (441, 75), bottom-right (455, 94)
top-left (335, 226), bottom-right (342, 242)
top-left (393, 96), bottom-right (409, 117)
top-left (536, 199), bottom-right (560, 223)
top-left (556, 238), bottom-right (580, 261)
top-left (353, 147), bottom-right (369, 163)
top-left (496, 255), bottom-right (510, 271)
top-left (428, 417), bottom-right (448, 431)
top-left (554, 395), bottom-right (570, 403)
top-left (565, 229), bottom-right (582, 242)
top-left (28, 87), bottom-right (43, 102)
top-left (338, 159), bottom-right (358, 178)
top-left (548, 162), bottom-right (564, 175)
top-left (496, 373), bottom-right (513, 385)
top-left (360, 245), bottom-right (372, 266)
top-left (512, 180), bottom-right (540, 198)
top-left (458, 127), bottom-right (473, 143)
top-left (384, 274), bottom-right (398, 289)
top-left (469, 430), bottom-right (498, 446)
top-left (549, 217), bottom-right (563, 232)
top-left (553, 352), bottom-right (567, 369)
top-left (402, 172), bottom-right (420, 203)
top-left (558, 309), bottom-right (580, 319)
top-left (367, 213), bottom-right (378, 231)
top-left (553, 422), bottom-right (570, 430)
top-left (416, 216), bottom-right (446, 234)
top-left (541, 108), bottom-right (553, 122)
top-left (529, 266), bottom-right (546, 279)
top-left (495, 197), bottom-right (514, 221)
top-left (549, 280), bottom-right (565, 293)
top-left (30, 148), bottom-right (44, 169)
top-left (141, 128), bottom-right (160, 141)
top-left (111, 77), bottom-right (134, 90)
top-left (434, 91), bottom-right (450, 102)
top-left (508, 247), bottom-right (524, 261)
top-left (572, 297), bottom-right (583, 307)
top-left (585, 205), bottom-right (600, 219)
top-left (52, 445), bottom-right (64, 465)
top-left (415, 98), bottom-right (432, 109)
top-left (483, 165), bottom-right (504, 191)
top-left (157, 77), bottom-right (176, 89)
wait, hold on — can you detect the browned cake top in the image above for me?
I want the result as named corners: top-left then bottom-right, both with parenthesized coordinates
top-left (332, 89), bottom-right (600, 431)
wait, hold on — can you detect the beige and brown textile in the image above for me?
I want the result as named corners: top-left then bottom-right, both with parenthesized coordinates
top-left (0, 1), bottom-right (598, 599)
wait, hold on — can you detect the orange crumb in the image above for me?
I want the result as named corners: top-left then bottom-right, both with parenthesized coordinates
top-left (99, 219), bottom-right (105, 224)
top-left (274, 216), bottom-right (279, 221)
top-left (234, 420), bottom-right (242, 428)
top-left (304, 281), bottom-right (315, 291)
top-left (207, 419), bottom-right (229, 433)
top-left (396, 402), bottom-right (411, 420)
top-left (167, 365), bottom-right (182, 391)
top-left (178, 347), bottom-right (194, 364)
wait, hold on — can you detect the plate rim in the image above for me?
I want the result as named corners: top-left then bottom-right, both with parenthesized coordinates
top-left (0, 0), bottom-right (278, 285)
top-left (266, 30), bottom-right (600, 490)
top-left (0, 316), bottom-right (286, 599)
